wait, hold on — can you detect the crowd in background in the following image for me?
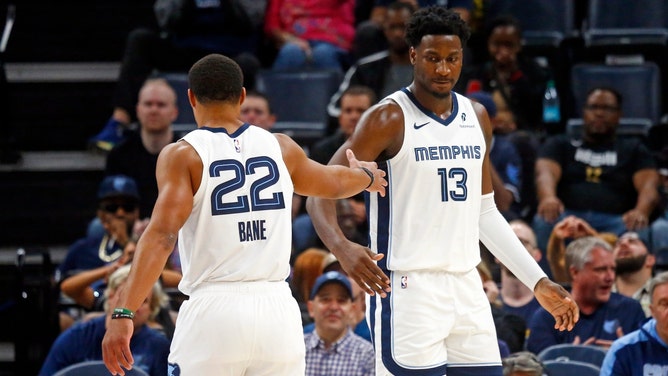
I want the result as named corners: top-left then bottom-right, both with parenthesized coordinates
top-left (35, 0), bottom-right (668, 375)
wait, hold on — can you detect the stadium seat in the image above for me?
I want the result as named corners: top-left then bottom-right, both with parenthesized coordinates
top-left (256, 69), bottom-right (342, 147)
top-left (570, 63), bottom-right (662, 125)
top-left (537, 343), bottom-right (607, 367)
top-left (485, 0), bottom-right (576, 49)
top-left (584, 0), bottom-right (668, 48)
top-left (565, 118), bottom-right (654, 139)
top-left (542, 359), bottom-right (601, 376)
top-left (53, 360), bottom-right (149, 376)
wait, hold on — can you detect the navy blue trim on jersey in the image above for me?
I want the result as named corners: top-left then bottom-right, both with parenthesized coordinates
top-left (200, 123), bottom-right (250, 137)
top-left (447, 365), bottom-right (503, 375)
top-left (400, 88), bottom-right (460, 126)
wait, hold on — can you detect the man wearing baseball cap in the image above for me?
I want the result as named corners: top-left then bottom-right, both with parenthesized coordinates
top-left (56, 175), bottom-right (142, 329)
top-left (304, 271), bottom-right (375, 376)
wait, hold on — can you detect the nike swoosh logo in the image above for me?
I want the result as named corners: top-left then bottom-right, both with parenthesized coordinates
top-left (413, 121), bottom-right (430, 129)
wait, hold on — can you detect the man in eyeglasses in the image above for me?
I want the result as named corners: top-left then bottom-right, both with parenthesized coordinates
top-left (533, 86), bottom-right (660, 253)
top-left (56, 175), bottom-right (142, 330)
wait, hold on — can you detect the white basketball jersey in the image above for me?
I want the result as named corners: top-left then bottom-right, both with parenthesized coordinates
top-left (177, 125), bottom-right (294, 295)
top-left (368, 89), bottom-right (486, 272)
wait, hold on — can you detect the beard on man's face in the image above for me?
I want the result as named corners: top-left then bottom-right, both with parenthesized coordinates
top-left (615, 254), bottom-right (647, 275)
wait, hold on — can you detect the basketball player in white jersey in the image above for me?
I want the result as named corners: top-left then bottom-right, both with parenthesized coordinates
top-left (101, 54), bottom-right (388, 376)
top-left (307, 7), bottom-right (579, 376)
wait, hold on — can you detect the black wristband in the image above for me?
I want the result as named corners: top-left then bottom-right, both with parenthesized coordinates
top-left (359, 167), bottom-right (374, 189)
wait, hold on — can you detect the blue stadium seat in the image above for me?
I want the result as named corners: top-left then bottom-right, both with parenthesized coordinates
top-left (537, 343), bottom-right (607, 367)
top-left (485, 0), bottom-right (576, 48)
top-left (256, 69), bottom-right (342, 146)
top-left (542, 359), bottom-right (601, 376)
top-left (570, 63), bottom-right (662, 125)
top-left (53, 360), bottom-right (149, 376)
top-left (584, 0), bottom-right (668, 48)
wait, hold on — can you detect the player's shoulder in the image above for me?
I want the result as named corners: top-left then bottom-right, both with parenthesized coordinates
top-left (365, 98), bottom-right (404, 122)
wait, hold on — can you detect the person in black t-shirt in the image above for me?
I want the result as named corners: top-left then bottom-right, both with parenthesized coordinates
top-left (532, 87), bottom-right (660, 252)
top-left (106, 78), bottom-right (179, 219)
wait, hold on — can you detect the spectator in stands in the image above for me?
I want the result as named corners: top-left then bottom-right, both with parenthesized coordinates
top-left (264, 0), bottom-right (356, 72)
top-left (59, 243), bottom-right (180, 339)
top-left (89, 1), bottom-right (266, 151)
top-left (526, 236), bottom-right (646, 354)
top-left (489, 90), bottom-right (540, 222)
top-left (468, 91), bottom-right (522, 220)
top-left (56, 175), bottom-right (143, 329)
top-left (613, 231), bottom-right (656, 316)
top-left (546, 215), bottom-right (618, 284)
top-left (240, 90), bottom-right (276, 131)
top-left (533, 87), bottom-right (661, 252)
top-left (304, 253), bottom-right (371, 342)
top-left (57, 175), bottom-right (142, 281)
top-left (600, 271), bottom-right (668, 375)
top-left (499, 220), bottom-right (543, 324)
top-left (39, 264), bottom-right (170, 376)
top-left (304, 271), bottom-right (375, 376)
top-left (105, 78), bottom-right (178, 219)
top-left (456, 15), bottom-right (551, 133)
top-left (502, 351), bottom-right (545, 376)
top-left (352, 0), bottom-right (472, 61)
top-left (328, 1), bottom-right (415, 119)
top-left (313, 86), bottom-right (377, 165)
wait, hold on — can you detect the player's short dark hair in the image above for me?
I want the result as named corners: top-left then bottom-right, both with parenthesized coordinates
top-left (405, 6), bottom-right (470, 48)
top-left (188, 54), bottom-right (243, 104)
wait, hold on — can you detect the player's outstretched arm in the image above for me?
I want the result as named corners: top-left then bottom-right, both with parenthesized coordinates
top-left (534, 277), bottom-right (580, 331)
top-left (277, 133), bottom-right (387, 198)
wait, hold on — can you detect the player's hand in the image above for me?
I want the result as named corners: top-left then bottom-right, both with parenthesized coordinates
top-left (333, 241), bottom-right (391, 298)
top-left (534, 277), bottom-right (579, 331)
top-left (102, 317), bottom-right (135, 376)
top-left (345, 149), bottom-right (388, 197)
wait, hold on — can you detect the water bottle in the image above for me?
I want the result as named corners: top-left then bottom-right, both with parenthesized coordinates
top-left (542, 80), bottom-right (561, 124)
